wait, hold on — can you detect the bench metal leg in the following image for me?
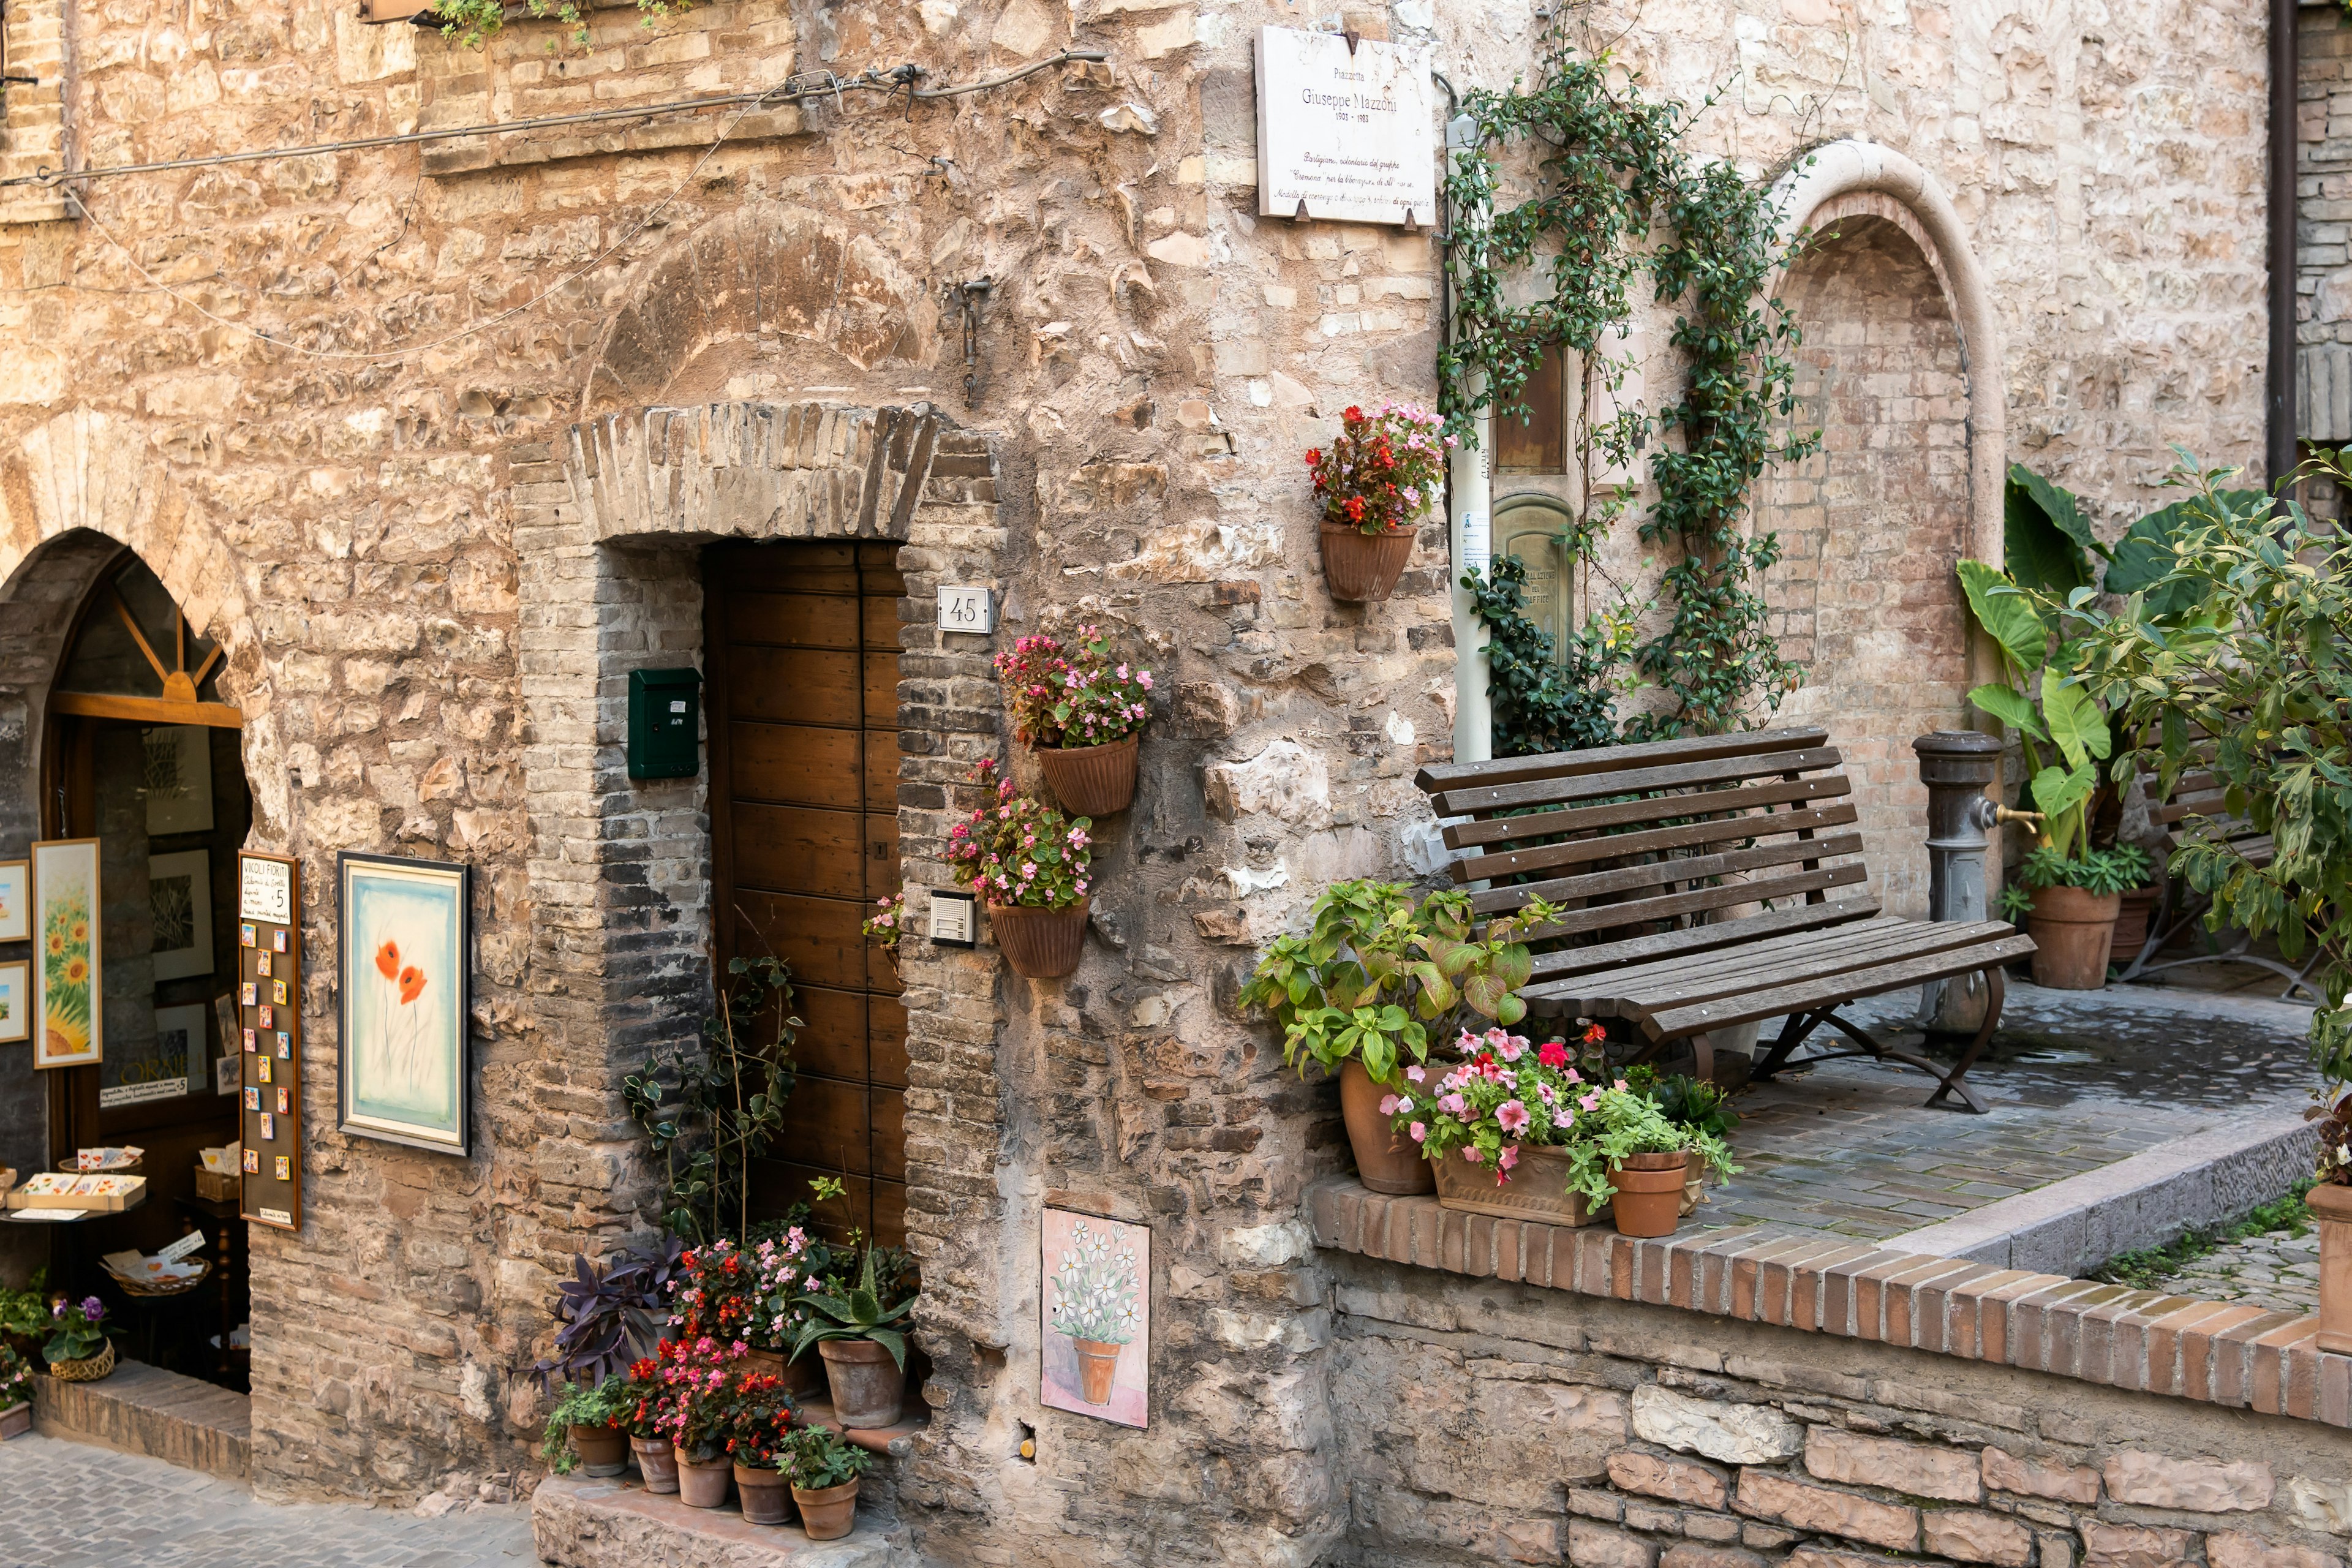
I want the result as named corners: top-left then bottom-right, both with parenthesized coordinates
top-left (1921, 965), bottom-right (1999, 1115)
top-left (1744, 981), bottom-right (1994, 1114)
top-left (1749, 1008), bottom-right (1829, 1082)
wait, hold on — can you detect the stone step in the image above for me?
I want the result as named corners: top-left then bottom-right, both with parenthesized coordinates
top-left (533, 1473), bottom-right (913, 1568)
top-left (32, 1359), bottom-right (251, 1482)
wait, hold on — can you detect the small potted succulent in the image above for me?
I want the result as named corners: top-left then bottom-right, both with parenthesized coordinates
top-left (714, 1369), bottom-right (799, 1525)
top-left (0, 1340), bottom-right (30, 1440)
top-left (614, 1358), bottom-right (677, 1493)
top-left (43, 1295), bottom-right (115, 1382)
top-left (538, 1376), bottom-right (630, 1476)
top-left (1306, 401), bottom-right (1452, 601)
top-left (780, 1424), bottom-right (875, 1543)
top-left (655, 1336), bottom-right (745, 1508)
top-left (791, 1244), bottom-right (916, 1431)
top-left (995, 627), bottom-right (1154, 816)
top-left (946, 759), bottom-right (1094, 979)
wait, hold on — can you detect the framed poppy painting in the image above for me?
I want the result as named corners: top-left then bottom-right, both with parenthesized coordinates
top-left (336, 852), bottom-right (470, 1155)
top-left (31, 839), bottom-right (101, 1070)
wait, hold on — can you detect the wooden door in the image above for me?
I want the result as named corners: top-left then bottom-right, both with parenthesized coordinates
top-left (705, 542), bottom-right (908, 1246)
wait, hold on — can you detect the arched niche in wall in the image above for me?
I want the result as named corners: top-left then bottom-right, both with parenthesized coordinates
top-left (1761, 142), bottom-right (2005, 919)
top-left (1490, 492), bottom-right (1580, 662)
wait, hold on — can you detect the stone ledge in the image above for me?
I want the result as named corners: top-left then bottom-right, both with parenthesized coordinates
top-left (1305, 1178), bottom-right (2352, 1428)
top-left (532, 1472), bottom-right (914, 1568)
top-left (31, 1359), bottom-right (251, 1480)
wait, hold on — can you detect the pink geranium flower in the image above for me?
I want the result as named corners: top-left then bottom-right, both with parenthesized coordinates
top-left (1538, 1039), bottom-right (1570, 1068)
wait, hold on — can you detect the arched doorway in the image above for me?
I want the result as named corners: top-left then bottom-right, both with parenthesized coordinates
top-left (18, 544), bottom-right (250, 1385)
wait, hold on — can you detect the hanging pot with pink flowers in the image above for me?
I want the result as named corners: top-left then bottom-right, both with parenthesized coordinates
top-left (996, 626), bottom-right (1154, 816)
top-left (946, 760), bottom-right (1095, 980)
top-left (1306, 402), bottom-right (1453, 603)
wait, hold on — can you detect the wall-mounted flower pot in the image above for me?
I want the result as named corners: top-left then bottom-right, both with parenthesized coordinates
top-left (1321, 524), bottom-right (1414, 602)
top-left (1072, 1338), bottom-right (1121, 1405)
top-left (988, 899), bottom-right (1088, 979)
top-left (2310, 1181), bottom-right (2352, 1354)
top-left (674, 1449), bottom-right (733, 1509)
top-left (1606, 1153), bottom-right (1689, 1238)
top-left (817, 1338), bottom-right (906, 1430)
top-left (1338, 1060), bottom-right (1434, 1196)
top-left (793, 1478), bottom-right (861, 1542)
top-left (1036, 734), bottom-right (1139, 816)
top-left (2024, 884), bottom-right (2120, 990)
top-left (2111, 885), bottom-right (2159, 965)
top-left (631, 1436), bottom-right (679, 1493)
top-left (735, 1462), bottom-right (794, 1525)
top-left (568, 1423), bottom-right (628, 1477)
top-left (1430, 1142), bottom-right (1606, 1226)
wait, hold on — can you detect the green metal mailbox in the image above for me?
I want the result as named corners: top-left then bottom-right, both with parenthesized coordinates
top-left (627, 667), bottom-right (703, 780)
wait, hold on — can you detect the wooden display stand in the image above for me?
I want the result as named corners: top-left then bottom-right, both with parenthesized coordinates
top-left (235, 852), bottom-right (303, 1232)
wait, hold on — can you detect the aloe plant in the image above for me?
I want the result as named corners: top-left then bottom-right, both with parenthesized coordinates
top-left (790, 1247), bottom-right (916, 1371)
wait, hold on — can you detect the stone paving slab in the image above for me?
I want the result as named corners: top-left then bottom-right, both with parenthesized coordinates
top-left (2140, 1223), bottom-right (2322, 1315)
top-left (1696, 981), bottom-right (2316, 1259)
top-left (0, 1432), bottom-right (536, 1568)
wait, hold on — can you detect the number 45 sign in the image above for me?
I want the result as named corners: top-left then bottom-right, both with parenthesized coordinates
top-left (937, 585), bottom-right (995, 634)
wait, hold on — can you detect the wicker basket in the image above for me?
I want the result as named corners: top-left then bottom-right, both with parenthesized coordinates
top-left (102, 1257), bottom-right (210, 1298)
top-left (48, 1341), bottom-right (115, 1382)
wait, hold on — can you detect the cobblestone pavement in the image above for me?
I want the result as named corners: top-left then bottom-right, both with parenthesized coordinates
top-left (2137, 1221), bottom-right (2323, 1314)
top-left (0, 1433), bottom-right (537, 1568)
top-left (1691, 981), bottom-right (2314, 1243)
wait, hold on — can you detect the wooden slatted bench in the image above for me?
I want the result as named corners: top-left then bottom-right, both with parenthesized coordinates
top-left (2117, 761), bottom-right (2315, 999)
top-left (1414, 726), bottom-right (2035, 1114)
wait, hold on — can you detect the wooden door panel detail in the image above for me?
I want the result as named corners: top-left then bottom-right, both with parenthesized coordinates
top-left (730, 723), bottom-right (864, 809)
top-left (732, 803), bottom-right (865, 900)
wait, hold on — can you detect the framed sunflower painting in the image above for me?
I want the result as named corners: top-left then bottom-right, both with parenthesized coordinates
top-left (31, 839), bottom-right (101, 1069)
top-left (336, 851), bottom-right (470, 1155)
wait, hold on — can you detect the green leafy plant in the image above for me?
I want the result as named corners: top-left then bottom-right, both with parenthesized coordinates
top-left (538, 1376), bottom-right (628, 1475)
top-left (0, 1267), bottom-right (48, 1359)
top-left (778, 1423), bottom-right (874, 1491)
top-left (1236, 880), bottom-right (1553, 1085)
top-left (790, 1243), bottom-right (917, 1373)
top-left (2056, 452), bottom-right (2352, 1170)
top-left (430, 0), bottom-right (693, 50)
top-left (1622, 1065), bottom-right (1741, 1142)
top-left (1439, 31), bottom-right (1818, 738)
top-left (622, 955), bottom-right (799, 1245)
top-left (1463, 555), bottom-right (1632, 755)
top-left (1559, 1085), bottom-right (1735, 1210)
top-left (0, 1340), bottom-right (30, 1409)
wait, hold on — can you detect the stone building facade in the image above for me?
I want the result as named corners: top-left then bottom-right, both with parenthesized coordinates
top-left (0, 1), bottom-right (2329, 1566)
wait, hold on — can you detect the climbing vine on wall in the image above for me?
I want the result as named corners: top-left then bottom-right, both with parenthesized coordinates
top-left (1464, 556), bottom-right (1629, 754)
top-left (1441, 33), bottom-right (1819, 741)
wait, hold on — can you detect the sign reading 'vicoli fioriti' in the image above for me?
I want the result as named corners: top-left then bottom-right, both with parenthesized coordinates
top-left (1254, 26), bottom-right (1435, 226)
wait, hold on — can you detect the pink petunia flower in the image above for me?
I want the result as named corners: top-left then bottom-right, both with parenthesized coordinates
top-left (1404, 1065), bottom-right (1425, 1084)
top-left (1379, 1094), bottom-right (1401, 1116)
top-left (1496, 1100), bottom-right (1531, 1134)
top-left (1409, 1121), bottom-right (1427, 1142)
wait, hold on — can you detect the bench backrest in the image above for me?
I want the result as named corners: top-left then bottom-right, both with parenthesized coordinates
top-left (1413, 727), bottom-right (1873, 947)
top-left (2136, 761), bottom-right (2269, 853)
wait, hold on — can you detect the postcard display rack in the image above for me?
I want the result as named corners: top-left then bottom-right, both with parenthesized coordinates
top-left (236, 851), bottom-right (302, 1231)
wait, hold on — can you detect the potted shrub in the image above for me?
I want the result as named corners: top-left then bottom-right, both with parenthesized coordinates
top-left (1306, 402), bottom-right (1453, 602)
top-left (1240, 880), bottom-right (1546, 1196)
top-left (997, 627), bottom-right (1154, 816)
top-left (946, 759), bottom-right (1094, 979)
top-left (1995, 842), bottom-right (2151, 989)
top-left (714, 1368), bottom-right (798, 1525)
top-left (791, 1245), bottom-right (916, 1431)
top-left (43, 1294), bottom-right (115, 1382)
top-left (538, 1376), bottom-right (630, 1477)
top-left (614, 1358), bottom-right (677, 1493)
top-left (532, 1238), bottom-right (680, 1393)
top-left (780, 1424), bottom-right (874, 1543)
top-left (0, 1341), bottom-right (30, 1440)
top-left (1625, 1065), bottom-right (1742, 1216)
top-left (655, 1336), bottom-right (744, 1507)
top-left (1561, 1084), bottom-right (1736, 1238)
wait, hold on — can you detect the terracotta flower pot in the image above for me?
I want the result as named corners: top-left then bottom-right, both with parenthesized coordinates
top-left (1430, 1142), bottom-right (1607, 1226)
top-left (631, 1436), bottom-right (679, 1494)
top-left (1035, 734), bottom-right (1139, 817)
top-left (735, 1462), bottom-right (794, 1525)
top-left (568, 1423), bottom-right (628, 1477)
top-left (818, 1338), bottom-right (906, 1430)
top-left (1072, 1338), bottom-right (1121, 1405)
top-left (2111, 885), bottom-right (2159, 965)
top-left (987, 899), bottom-right (1088, 979)
top-left (2310, 1182), bottom-right (2352, 1354)
top-left (674, 1448), bottom-right (733, 1509)
top-left (0, 1401), bottom-right (28, 1441)
top-left (2024, 884), bottom-right (2120, 990)
top-left (1607, 1153), bottom-right (1690, 1238)
top-left (1321, 523), bottom-right (1415, 602)
top-left (1338, 1060), bottom-right (1437, 1195)
top-left (1679, 1150), bottom-right (1706, 1219)
top-left (793, 1478), bottom-right (861, 1542)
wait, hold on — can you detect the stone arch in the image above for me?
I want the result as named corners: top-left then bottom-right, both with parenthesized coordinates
top-left (1762, 147), bottom-right (1999, 918)
top-left (579, 203), bottom-right (940, 418)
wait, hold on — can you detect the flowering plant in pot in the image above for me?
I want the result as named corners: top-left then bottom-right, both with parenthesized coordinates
top-left (779, 1424), bottom-right (875, 1542)
top-left (1306, 401), bottom-right (1453, 601)
top-left (615, 1357), bottom-right (679, 1492)
top-left (739, 1224), bottom-right (821, 1389)
top-left (1387, 1022), bottom-right (1611, 1222)
top-left (538, 1375), bottom-right (632, 1477)
top-left (0, 1341), bottom-right (30, 1440)
top-left (946, 760), bottom-right (1093, 979)
top-left (1046, 1216), bottom-right (1139, 1406)
top-left (712, 1368), bottom-right (799, 1524)
top-left (1239, 880), bottom-right (1551, 1196)
top-left (862, 894), bottom-right (903, 980)
top-left (653, 1335), bottom-right (745, 1507)
top-left (43, 1294), bottom-right (116, 1381)
top-left (996, 627), bottom-right (1155, 816)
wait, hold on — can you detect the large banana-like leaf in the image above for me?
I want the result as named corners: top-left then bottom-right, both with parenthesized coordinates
top-left (1966, 682), bottom-right (2046, 740)
top-left (2006, 464), bottom-right (2098, 594)
top-left (2040, 668), bottom-right (2110, 771)
top-left (1956, 560), bottom-right (2048, 674)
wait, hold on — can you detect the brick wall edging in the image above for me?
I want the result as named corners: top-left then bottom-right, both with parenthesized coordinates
top-left (1306, 1178), bottom-right (2351, 1428)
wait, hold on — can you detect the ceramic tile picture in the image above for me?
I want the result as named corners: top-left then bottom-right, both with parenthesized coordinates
top-left (31, 839), bottom-right (102, 1070)
top-left (1040, 1208), bottom-right (1148, 1428)
top-left (339, 853), bottom-right (471, 1155)
top-left (0, 860), bottom-right (28, 944)
top-left (0, 960), bottom-right (26, 1045)
top-left (240, 922), bottom-right (255, 948)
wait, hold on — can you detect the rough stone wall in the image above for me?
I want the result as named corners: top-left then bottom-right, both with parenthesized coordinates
top-left (1765, 205), bottom-right (1973, 919)
top-left (1327, 1257), bottom-right (2352, 1568)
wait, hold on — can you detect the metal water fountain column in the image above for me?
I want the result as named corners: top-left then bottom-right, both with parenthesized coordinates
top-left (1912, 730), bottom-right (2037, 1035)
